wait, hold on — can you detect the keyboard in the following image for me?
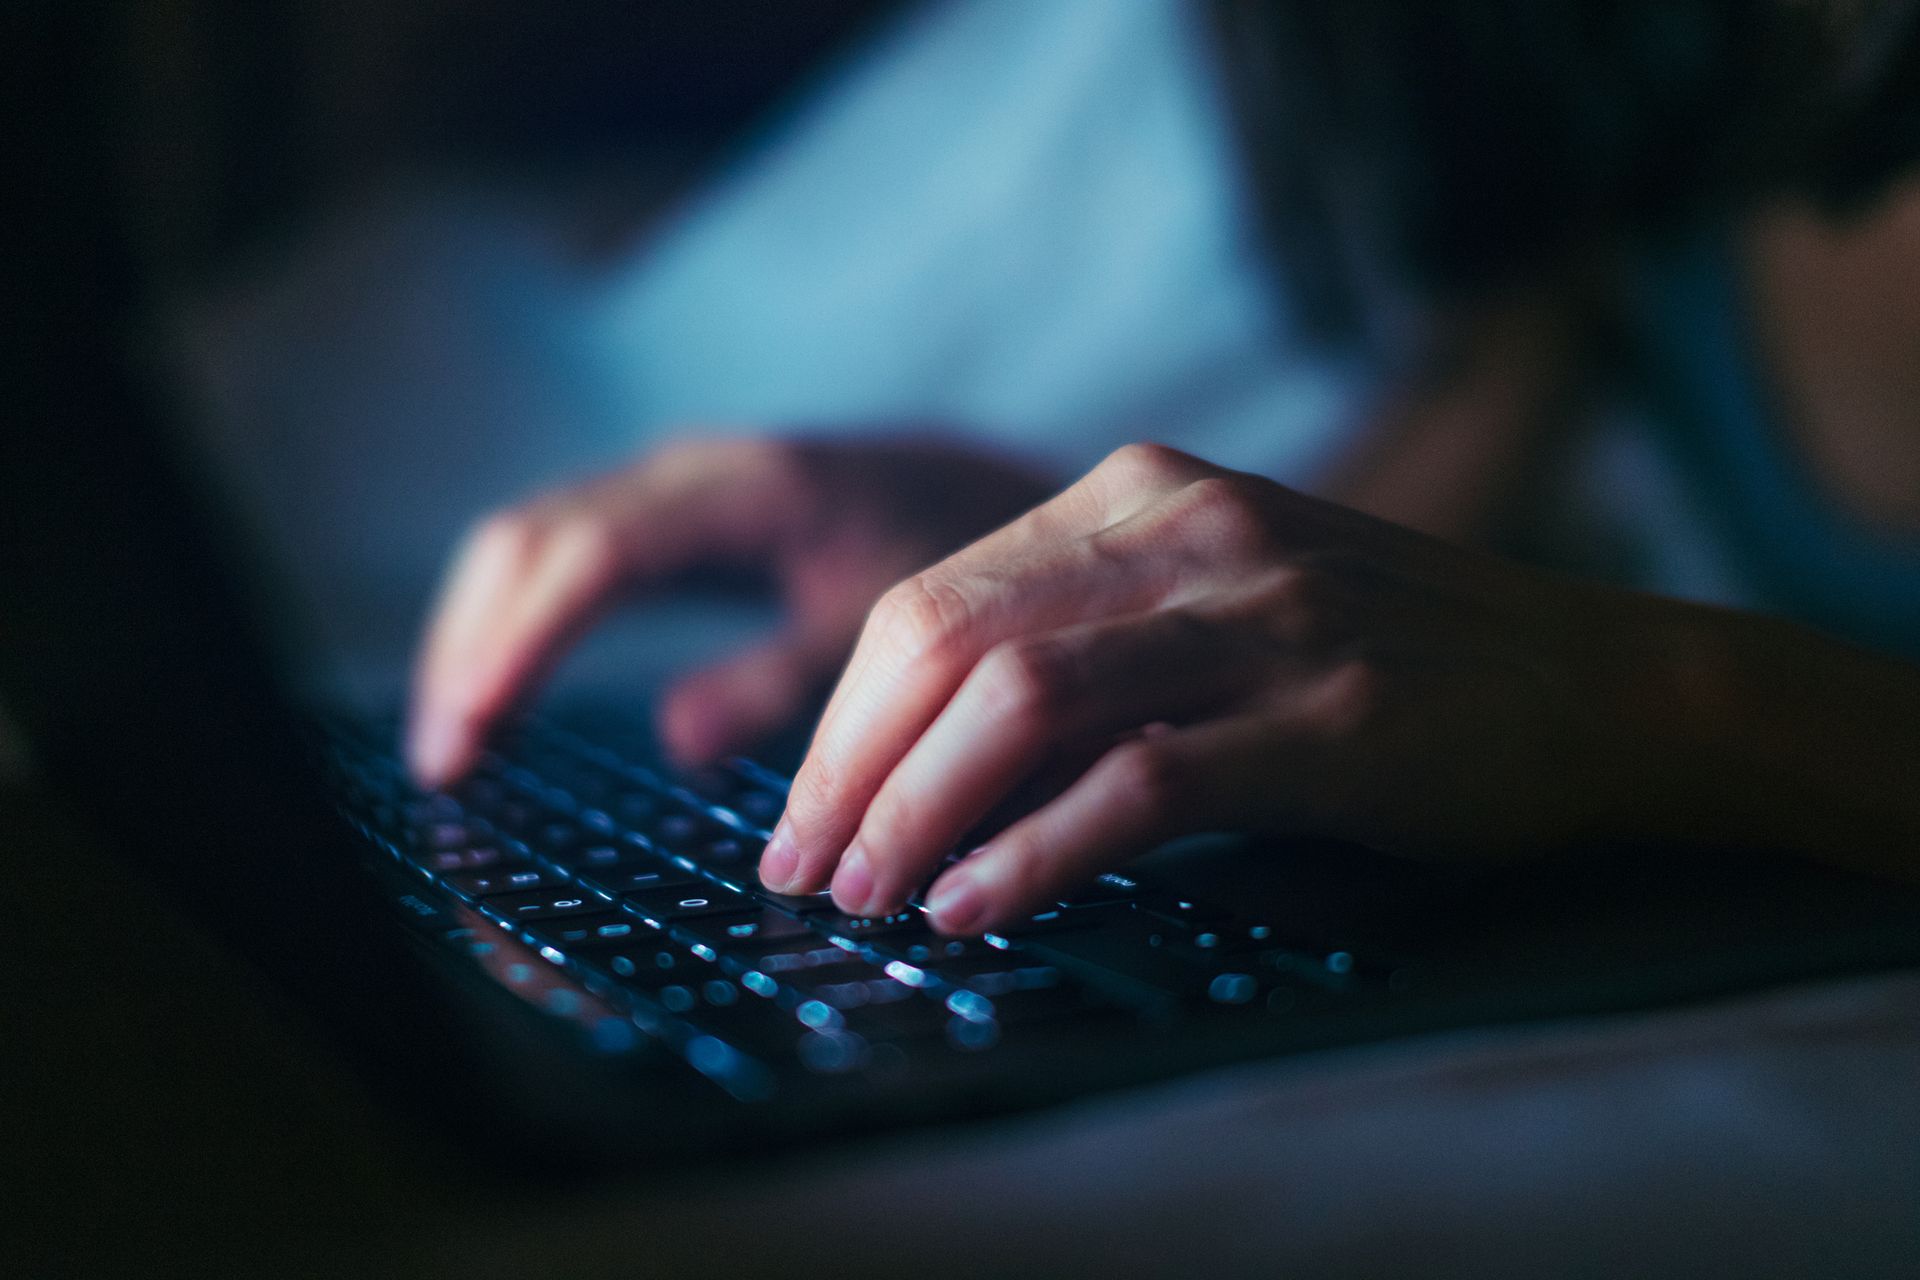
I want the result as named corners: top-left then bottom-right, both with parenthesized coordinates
top-left (328, 714), bottom-right (1391, 1108)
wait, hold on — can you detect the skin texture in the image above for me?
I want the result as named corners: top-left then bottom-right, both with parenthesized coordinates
top-left (758, 443), bottom-right (1634, 928)
top-left (758, 442), bottom-right (1920, 934)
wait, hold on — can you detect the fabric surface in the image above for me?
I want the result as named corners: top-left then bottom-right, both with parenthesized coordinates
top-left (445, 967), bottom-right (1920, 1279)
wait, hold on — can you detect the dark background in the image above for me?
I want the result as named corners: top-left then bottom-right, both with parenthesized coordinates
top-left (118, 1), bottom-right (903, 286)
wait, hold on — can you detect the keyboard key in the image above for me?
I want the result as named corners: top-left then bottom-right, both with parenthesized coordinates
top-left (1206, 972), bottom-right (1262, 1005)
top-left (678, 998), bottom-right (813, 1062)
top-left (817, 910), bottom-right (929, 941)
top-left (423, 845), bottom-right (511, 873)
top-left (840, 994), bottom-right (954, 1042)
top-left (691, 836), bottom-right (760, 868)
top-left (489, 800), bottom-right (541, 832)
top-left (531, 821), bottom-right (582, 849)
top-left (449, 778), bottom-right (505, 810)
top-left (756, 887), bottom-right (838, 914)
top-left (652, 811), bottom-right (723, 851)
top-left (405, 795), bottom-right (463, 825)
top-left (622, 883), bottom-right (755, 923)
top-left (936, 961), bottom-right (1065, 997)
top-left (443, 866), bottom-right (562, 898)
top-left (726, 939), bottom-right (870, 978)
top-left (1155, 922), bottom-right (1282, 959)
top-left (482, 888), bottom-right (617, 922)
top-left (422, 820), bottom-right (483, 849)
top-left (589, 948), bottom-right (713, 992)
top-left (984, 906), bottom-right (1106, 939)
top-left (803, 974), bottom-right (916, 1010)
top-left (522, 913), bottom-right (646, 948)
top-left (956, 980), bottom-right (1089, 1026)
top-left (612, 791), bottom-right (662, 826)
top-left (732, 789), bottom-right (784, 826)
top-left (677, 909), bottom-right (816, 950)
top-left (886, 936), bottom-right (994, 967)
top-left (675, 767), bottom-right (749, 806)
top-left (1057, 870), bottom-right (1151, 908)
top-left (578, 864), bottom-right (696, 896)
top-left (551, 843), bottom-right (632, 871)
top-left (1139, 895), bottom-right (1234, 928)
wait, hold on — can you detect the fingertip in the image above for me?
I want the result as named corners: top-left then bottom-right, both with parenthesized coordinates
top-left (828, 842), bottom-right (876, 916)
top-left (405, 712), bottom-right (467, 791)
top-left (924, 866), bottom-right (990, 936)
top-left (758, 820), bottom-right (801, 893)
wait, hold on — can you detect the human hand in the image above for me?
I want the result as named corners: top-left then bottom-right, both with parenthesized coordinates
top-left (406, 434), bottom-right (1056, 787)
top-left (760, 443), bottom-right (1666, 933)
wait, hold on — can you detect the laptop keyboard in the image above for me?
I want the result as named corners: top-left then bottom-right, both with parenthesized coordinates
top-left (329, 715), bottom-right (1379, 1099)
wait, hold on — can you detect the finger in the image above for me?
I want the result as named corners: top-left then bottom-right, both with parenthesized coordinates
top-left (407, 439), bottom-right (806, 787)
top-left (829, 609), bottom-right (1268, 915)
top-left (408, 514), bottom-right (625, 786)
top-left (761, 534), bottom-right (1166, 894)
top-left (763, 449), bottom-right (1260, 894)
top-left (920, 714), bottom-right (1316, 934)
top-left (655, 631), bottom-right (841, 767)
top-left (790, 442), bottom-right (1217, 742)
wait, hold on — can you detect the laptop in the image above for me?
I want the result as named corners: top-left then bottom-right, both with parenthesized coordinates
top-left (11, 5), bottom-right (1920, 1172)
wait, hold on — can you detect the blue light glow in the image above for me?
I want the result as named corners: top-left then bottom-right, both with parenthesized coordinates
top-left (591, 1017), bottom-right (639, 1055)
top-left (795, 999), bottom-right (839, 1029)
top-left (1207, 972), bottom-right (1257, 1004)
top-left (945, 990), bottom-right (995, 1022)
top-left (884, 960), bottom-right (930, 987)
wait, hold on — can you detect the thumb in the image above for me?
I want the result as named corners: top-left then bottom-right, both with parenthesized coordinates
top-left (657, 632), bottom-right (839, 766)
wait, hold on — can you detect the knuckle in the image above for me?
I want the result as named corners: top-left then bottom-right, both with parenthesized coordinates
top-left (870, 573), bottom-right (975, 665)
top-left (975, 638), bottom-right (1074, 727)
top-left (547, 513), bottom-right (624, 586)
top-left (1103, 738), bottom-right (1188, 818)
top-left (1163, 475), bottom-right (1276, 560)
top-left (656, 433), bottom-right (800, 483)
top-left (1314, 659), bottom-right (1386, 735)
top-left (466, 509), bottom-right (539, 562)
top-left (1099, 441), bottom-right (1208, 489)
top-left (645, 434), bottom-right (713, 473)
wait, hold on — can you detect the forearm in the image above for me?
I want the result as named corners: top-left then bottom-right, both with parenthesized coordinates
top-left (1615, 597), bottom-right (1920, 880)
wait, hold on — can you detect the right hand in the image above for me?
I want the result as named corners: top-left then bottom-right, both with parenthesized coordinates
top-left (406, 433), bottom-right (1057, 788)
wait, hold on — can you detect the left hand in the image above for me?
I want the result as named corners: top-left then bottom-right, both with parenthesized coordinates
top-left (758, 443), bottom-right (1666, 934)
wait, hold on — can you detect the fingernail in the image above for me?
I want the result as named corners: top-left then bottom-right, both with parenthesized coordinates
top-left (760, 821), bottom-right (799, 891)
top-left (831, 843), bottom-right (876, 915)
top-left (926, 871), bottom-right (987, 936)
